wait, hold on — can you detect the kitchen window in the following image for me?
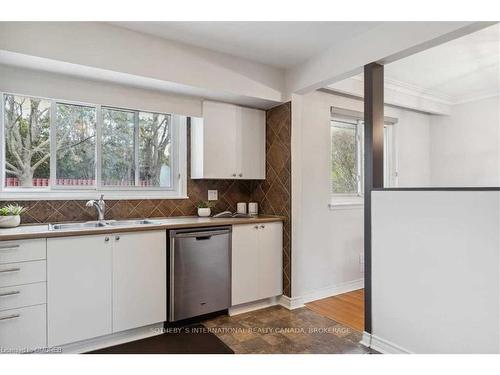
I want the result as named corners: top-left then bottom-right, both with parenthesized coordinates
top-left (0, 93), bottom-right (186, 199)
top-left (330, 108), bottom-right (397, 208)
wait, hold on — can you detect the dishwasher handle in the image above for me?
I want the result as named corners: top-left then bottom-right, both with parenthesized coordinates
top-left (195, 235), bottom-right (212, 241)
top-left (171, 228), bottom-right (231, 240)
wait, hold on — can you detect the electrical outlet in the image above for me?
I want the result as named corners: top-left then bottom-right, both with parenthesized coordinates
top-left (359, 252), bottom-right (364, 273)
top-left (208, 190), bottom-right (218, 201)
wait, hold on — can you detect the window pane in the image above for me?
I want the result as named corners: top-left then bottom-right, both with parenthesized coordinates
top-left (331, 121), bottom-right (358, 194)
top-left (3, 94), bottom-right (51, 188)
top-left (139, 112), bottom-right (172, 187)
top-left (55, 103), bottom-right (96, 186)
top-left (102, 108), bottom-right (135, 186)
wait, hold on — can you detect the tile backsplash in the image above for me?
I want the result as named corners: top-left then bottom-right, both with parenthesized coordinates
top-left (0, 102), bottom-right (292, 296)
top-left (1, 179), bottom-right (254, 224)
top-left (255, 102), bottom-right (292, 297)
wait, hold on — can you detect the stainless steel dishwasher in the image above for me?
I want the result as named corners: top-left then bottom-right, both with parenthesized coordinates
top-left (168, 226), bottom-right (231, 322)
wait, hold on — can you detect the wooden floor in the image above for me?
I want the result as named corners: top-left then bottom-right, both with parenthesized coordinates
top-left (305, 289), bottom-right (364, 332)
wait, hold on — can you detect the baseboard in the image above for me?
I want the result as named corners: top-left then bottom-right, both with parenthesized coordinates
top-left (280, 278), bottom-right (364, 309)
top-left (360, 331), bottom-right (372, 347)
top-left (53, 323), bottom-right (164, 354)
top-left (360, 332), bottom-right (412, 354)
top-left (278, 295), bottom-right (303, 310)
top-left (229, 296), bottom-right (280, 316)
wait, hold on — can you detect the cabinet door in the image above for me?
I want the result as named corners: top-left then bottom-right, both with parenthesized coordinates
top-left (258, 222), bottom-right (283, 299)
top-left (47, 235), bottom-right (112, 346)
top-left (231, 224), bottom-right (260, 305)
top-left (0, 304), bottom-right (46, 351)
top-left (112, 231), bottom-right (166, 332)
top-left (239, 106), bottom-right (266, 179)
top-left (202, 101), bottom-right (238, 178)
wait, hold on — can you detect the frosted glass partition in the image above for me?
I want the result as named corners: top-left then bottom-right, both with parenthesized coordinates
top-left (371, 190), bottom-right (500, 353)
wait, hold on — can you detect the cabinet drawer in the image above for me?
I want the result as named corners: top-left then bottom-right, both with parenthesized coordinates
top-left (0, 282), bottom-right (46, 312)
top-left (0, 304), bottom-right (47, 352)
top-left (0, 239), bottom-right (46, 264)
top-left (0, 260), bottom-right (46, 288)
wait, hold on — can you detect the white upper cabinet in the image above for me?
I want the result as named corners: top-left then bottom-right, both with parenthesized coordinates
top-left (191, 101), bottom-right (266, 180)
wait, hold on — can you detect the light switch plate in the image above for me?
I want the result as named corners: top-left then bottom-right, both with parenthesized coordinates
top-left (208, 190), bottom-right (218, 201)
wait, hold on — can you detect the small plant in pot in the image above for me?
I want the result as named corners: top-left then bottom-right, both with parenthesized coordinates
top-left (197, 201), bottom-right (213, 217)
top-left (0, 204), bottom-right (26, 228)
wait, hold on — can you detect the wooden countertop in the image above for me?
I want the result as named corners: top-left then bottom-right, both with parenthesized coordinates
top-left (0, 215), bottom-right (284, 241)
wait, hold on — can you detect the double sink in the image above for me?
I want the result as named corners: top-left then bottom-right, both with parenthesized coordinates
top-left (48, 219), bottom-right (161, 231)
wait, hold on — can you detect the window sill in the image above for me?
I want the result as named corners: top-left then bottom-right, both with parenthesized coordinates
top-left (329, 197), bottom-right (364, 211)
top-left (0, 189), bottom-right (189, 201)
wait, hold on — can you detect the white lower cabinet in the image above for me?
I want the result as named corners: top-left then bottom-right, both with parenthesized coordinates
top-left (112, 231), bottom-right (166, 332)
top-left (47, 230), bottom-right (167, 347)
top-left (0, 238), bottom-right (47, 352)
top-left (0, 282), bottom-right (46, 311)
top-left (47, 235), bottom-right (113, 347)
top-left (0, 304), bottom-right (46, 352)
top-left (231, 222), bottom-right (283, 306)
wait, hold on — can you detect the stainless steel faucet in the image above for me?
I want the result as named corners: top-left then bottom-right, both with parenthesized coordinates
top-left (86, 194), bottom-right (106, 222)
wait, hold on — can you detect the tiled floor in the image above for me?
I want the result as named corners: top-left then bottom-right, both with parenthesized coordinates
top-left (203, 305), bottom-right (374, 354)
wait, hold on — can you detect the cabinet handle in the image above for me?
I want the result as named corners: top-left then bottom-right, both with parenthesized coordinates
top-left (0, 313), bottom-right (20, 321)
top-left (0, 290), bottom-right (20, 297)
top-left (115, 236), bottom-right (120, 241)
top-left (239, 173), bottom-right (243, 177)
top-left (254, 225), bottom-right (259, 229)
top-left (0, 244), bottom-right (20, 250)
top-left (260, 225), bottom-right (265, 229)
top-left (0, 268), bottom-right (20, 273)
top-left (104, 237), bottom-right (110, 242)
top-left (232, 173), bottom-right (237, 177)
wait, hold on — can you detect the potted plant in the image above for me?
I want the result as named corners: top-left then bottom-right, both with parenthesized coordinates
top-left (0, 204), bottom-right (26, 228)
top-left (197, 201), bottom-right (213, 217)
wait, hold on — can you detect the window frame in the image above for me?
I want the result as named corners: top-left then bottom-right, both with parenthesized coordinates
top-left (330, 118), bottom-right (364, 199)
top-left (0, 91), bottom-right (187, 200)
top-left (329, 110), bottom-right (398, 209)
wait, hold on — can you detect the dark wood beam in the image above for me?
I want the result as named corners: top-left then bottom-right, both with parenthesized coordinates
top-left (364, 62), bottom-right (384, 334)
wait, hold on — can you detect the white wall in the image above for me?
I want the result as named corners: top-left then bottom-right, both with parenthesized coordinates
top-left (430, 96), bottom-right (500, 187)
top-left (291, 90), bottom-right (432, 299)
top-left (393, 106), bottom-right (432, 187)
top-left (291, 91), bottom-right (363, 300)
top-left (371, 191), bottom-right (500, 353)
top-left (0, 64), bottom-right (202, 116)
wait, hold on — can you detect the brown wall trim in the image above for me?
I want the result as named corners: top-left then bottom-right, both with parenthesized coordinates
top-left (364, 63), bottom-right (384, 334)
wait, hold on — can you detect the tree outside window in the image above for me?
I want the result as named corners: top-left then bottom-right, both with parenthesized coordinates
top-left (3, 94), bottom-right (175, 190)
top-left (331, 119), bottom-right (363, 196)
top-left (4, 95), bottom-right (51, 187)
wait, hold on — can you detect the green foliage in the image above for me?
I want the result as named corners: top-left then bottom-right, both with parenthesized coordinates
top-left (3, 94), bottom-right (173, 187)
top-left (4, 95), bottom-right (51, 184)
top-left (139, 112), bottom-right (171, 185)
top-left (197, 201), bottom-right (213, 209)
top-left (102, 108), bottom-right (136, 184)
top-left (0, 204), bottom-right (26, 216)
top-left (331, 123), bottom-right (359, 194)
top-left (56, 103), bottom-right (96, 180)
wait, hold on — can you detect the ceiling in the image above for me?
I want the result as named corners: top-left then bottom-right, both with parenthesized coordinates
top-left (383, 23), bottom-right (499, 102)
top-left (110, 21), bottom-right (382, 69)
